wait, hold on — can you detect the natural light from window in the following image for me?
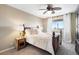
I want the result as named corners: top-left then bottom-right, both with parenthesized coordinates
top-left (52, 20), bottom-right (64, 29)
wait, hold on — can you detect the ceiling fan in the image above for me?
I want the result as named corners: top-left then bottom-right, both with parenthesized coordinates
top-left (39, 4), bottom-right (62, 14)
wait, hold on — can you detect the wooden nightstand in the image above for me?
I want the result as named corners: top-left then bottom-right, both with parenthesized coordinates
top-left (15, 37), bottom-right (26, 50)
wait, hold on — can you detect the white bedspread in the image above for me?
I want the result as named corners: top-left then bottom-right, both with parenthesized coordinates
top-left (26, 32), bottom-right (54, 55)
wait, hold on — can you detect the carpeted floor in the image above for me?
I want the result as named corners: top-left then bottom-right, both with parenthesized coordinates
top-left (0, 44), bottom-right (51, 55)
top-left (0, 40), bottom-right (77, 55)
top-left (56, 40), bottom-right (77, 55)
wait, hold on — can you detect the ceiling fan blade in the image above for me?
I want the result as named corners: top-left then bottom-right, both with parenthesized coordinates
top-left (43, 10), bottom-right (48, 14)
top-left (53, 7), bottom-right (61, 10)
top-left (39, 9), bottom-right (47, 10)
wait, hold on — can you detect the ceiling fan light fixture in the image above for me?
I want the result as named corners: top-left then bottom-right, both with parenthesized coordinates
top-left (39, 4), bottom-right (62, 14)
top-left (51, 11), bottom-right (55, 14)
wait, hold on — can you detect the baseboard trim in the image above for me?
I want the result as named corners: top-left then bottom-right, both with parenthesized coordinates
top-left (0, 47), bottom-right (15, 53)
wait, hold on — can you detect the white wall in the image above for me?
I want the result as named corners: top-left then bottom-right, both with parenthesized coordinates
top-left (42, 17), bottom-right (53, 33)
top-left (47, 17), bottom-right (53, 33)
top-left (42, 18), bottom-right (48, 32)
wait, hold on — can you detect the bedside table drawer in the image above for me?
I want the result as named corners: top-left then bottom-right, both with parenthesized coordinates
top-left (19, 39), bottom-right (25, 43)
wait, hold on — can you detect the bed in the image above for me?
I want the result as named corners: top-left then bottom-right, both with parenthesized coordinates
top-left (25, 28), bottom-right (61, 55)
top-left (26, 31), bottom-right (54, 54)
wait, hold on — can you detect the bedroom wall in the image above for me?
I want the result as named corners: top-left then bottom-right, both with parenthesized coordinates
top-left (42, 18), bottom-right (48, 32)
top-left (0, 5), bottom-right (42, 51)
top-left (47, 17), bottom-right (53, 32)
top-left (42, 17), bottom-right (53, 33)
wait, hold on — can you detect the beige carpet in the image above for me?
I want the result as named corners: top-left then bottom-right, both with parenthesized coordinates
top-left (56, 40), bottom-right (77, 55)
top-left (0, 40), bottom-right (77, 55)
top-left (0, 45), bottom-right (51, 55)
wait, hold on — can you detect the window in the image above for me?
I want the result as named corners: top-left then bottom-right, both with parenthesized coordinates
top-left (52, 20), bottom-right (64, 29)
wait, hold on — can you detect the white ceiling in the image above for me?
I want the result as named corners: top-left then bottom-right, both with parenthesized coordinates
top-left (8, 4), bottom-right (79, 18)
